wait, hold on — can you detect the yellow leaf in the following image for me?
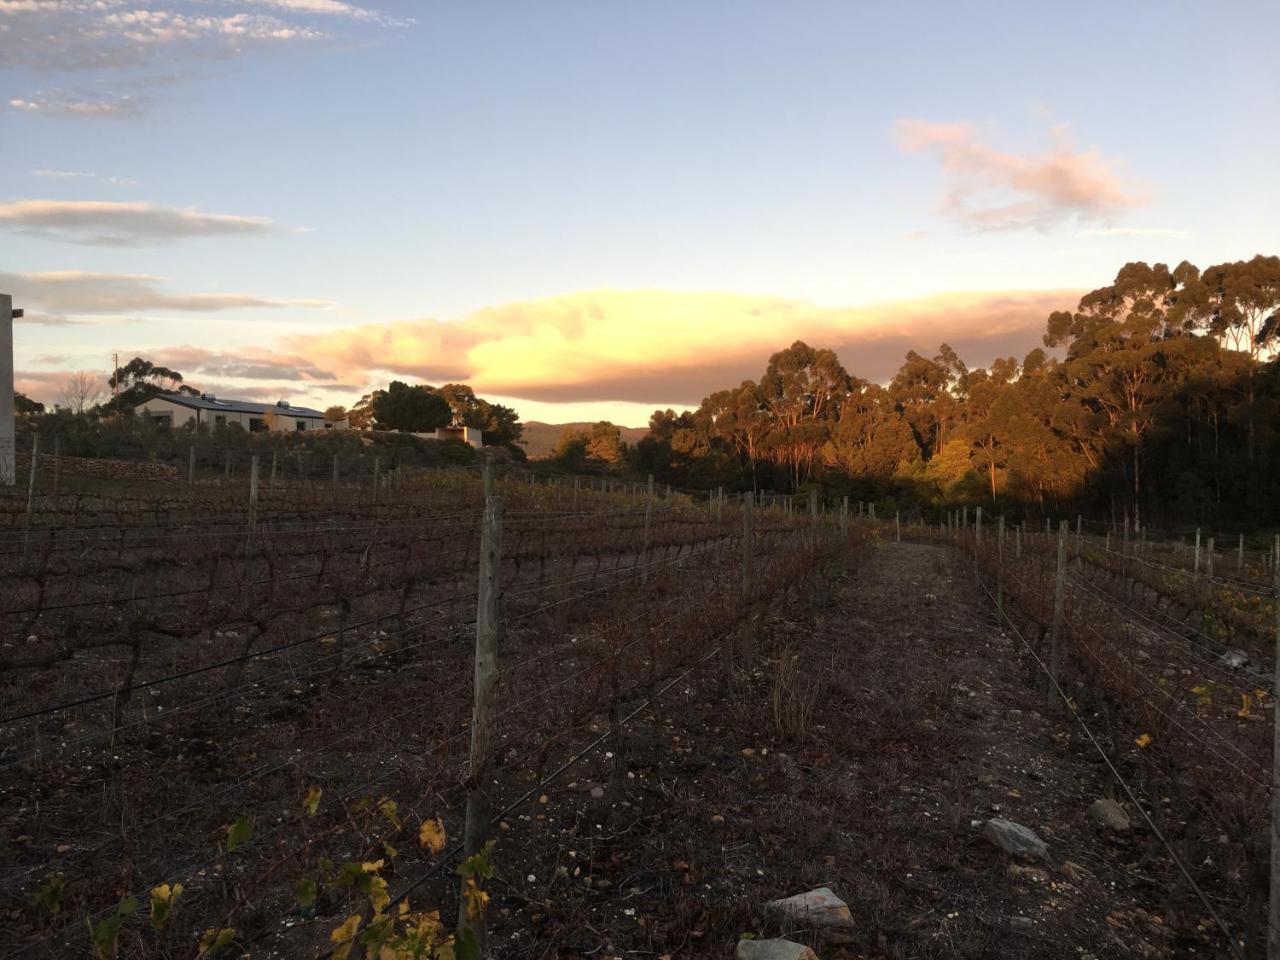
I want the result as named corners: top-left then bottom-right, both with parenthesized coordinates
top-left (1239, 693), bottom-right (1252, 718)
top-left (302, 786), bottom-right (322, 816)
top-left (367, 874), bottom-right (390, 914)
top-left (462, 877), bottom-right (489, 920)
top-left (1135, 733), bottom-right (1152, 748)
top-left (330, 915), bottom-right (361, 960)
top-left (361, 859), bottom-right (385, 873)
top-left (418, 818), bottom-right (446, 855)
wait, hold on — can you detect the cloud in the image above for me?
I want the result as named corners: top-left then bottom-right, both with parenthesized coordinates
top-left (896, 118), bottom-right (1150, 231)
top-left (0, 269), bottom-right (331, 320)
top-left (0, 199), bottom-right (279, 245)
top-left (155, 345), bottom-right (339, 382)
top-left (9, 90), bottom-right (146, 118)
top-left (299, 287), bottom-right (1083, 404)
top-left (0, 1), bottom-right (406, 114)
top-left (32, 168), bottom-right (139, 186)
top-left (1077, 226), bottom-right (1188, 239)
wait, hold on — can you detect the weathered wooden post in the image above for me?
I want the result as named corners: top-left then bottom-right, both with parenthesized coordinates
top-left (1207, 537), bottom-right (1215, 582)
top-left (1016, 522), bottom-right (1023, 558)
top-left (372, 456), bottom-right (381, 504)
top-left (647, 474), bottom-right (654, 499)
top-left (223, 451), bottom-right (231, 479)
top-left (270, 449), bottom-right (278, 489)
top-left (22, 433), bottom-right (39, 564)
top-left (459, 491), bottom-right (503, 952)
top-left (975, 506), bottom-right (983, 551)
top-left (869, 502), bottom-right (876, 522)
top-left (1046, 519), bottom-right (1068, 709)
top-left (895, 510), bottom-right (901, 543)
top-left (1238, 533), bottom-right (1245, 572)
top-left (52, 436), bottom-right (60, 494)
top-left (189, 446), bottom-right (196, 487)
top-left (996, 515), bottom-right (1005, 616)
top-left (1195, 527), bottom-right (1202, 575)
top-left (642, 483), bottom-right (653, 582)
top-left (1075, 514), bottom-right (1082, 558)
top-left (841, 496), bottom-right (848, 536)
top-left (1271, 533), bottom-right (1280, 960)
top-left (573, 476), bottom-right (580, 510)
top-left (742, 492), bottom-right (754, 599)
top-left (248, 455), bottom-right (259, 543)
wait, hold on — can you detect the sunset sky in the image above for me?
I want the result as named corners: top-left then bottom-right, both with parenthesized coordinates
top-left (2, 0), bottom-right (1277, 425)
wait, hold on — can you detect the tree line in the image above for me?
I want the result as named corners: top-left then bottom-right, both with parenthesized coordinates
top-left (561, 256), bottom-right (1280, 529)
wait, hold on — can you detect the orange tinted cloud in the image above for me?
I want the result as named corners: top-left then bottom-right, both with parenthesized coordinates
top-left (896, 118), bottom-right (1150, 230)
top-left (304, 287), bottom-right (1083, 404)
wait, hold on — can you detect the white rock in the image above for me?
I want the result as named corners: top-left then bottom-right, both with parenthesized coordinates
top-left (735, 940), bottom-right (818, 960)
top-left (766, 887), bottom-right (853, 932)
top-left (981, 818), bottom-right (1049, 862)
top-left (1088, 798), bottom-right (1130, 832)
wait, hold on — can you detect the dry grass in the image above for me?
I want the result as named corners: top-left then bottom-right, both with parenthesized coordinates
top-left (769, 648), bottom-right (820, 741)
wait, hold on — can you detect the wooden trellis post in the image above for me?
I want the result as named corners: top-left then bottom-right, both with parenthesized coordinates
top-left (459, 492), bottom-right (503, 952)
top-left (1271, 533), bottom-right (1280, 960)
top-left (1046, 519), bottom-right (1068, 709)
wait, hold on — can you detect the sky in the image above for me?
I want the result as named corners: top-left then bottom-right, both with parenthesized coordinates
top-left (2, 0), bottom-right (1278, 426)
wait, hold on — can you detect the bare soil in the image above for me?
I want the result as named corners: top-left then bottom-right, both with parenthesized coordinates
top-left (481, 539), bottom-right (1237, 959)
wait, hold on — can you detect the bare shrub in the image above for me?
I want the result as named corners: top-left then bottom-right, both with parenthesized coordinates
top-left (770, 649), bottom-right (819, 741)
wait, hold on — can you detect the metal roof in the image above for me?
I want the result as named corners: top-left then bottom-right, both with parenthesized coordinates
top-left (150, 394), bottom-right (326, 418)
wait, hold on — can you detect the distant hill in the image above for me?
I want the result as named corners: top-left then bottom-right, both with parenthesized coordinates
top-left (520, 421), bottom-right (649, 460)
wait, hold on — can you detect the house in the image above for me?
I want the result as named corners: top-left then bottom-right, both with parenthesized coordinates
top-left (136, 394), bottom-right (333, 432)
top-left (432, 425), bottom-right (484, 449)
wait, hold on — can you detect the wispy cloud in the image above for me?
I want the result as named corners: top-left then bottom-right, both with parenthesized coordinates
top-left (33, 168), bottom-right (139, 187)
top-left (1077, 226), bottom-right (1188, 239)
top-left (1, 269), bottom-right (331, 321)
top-left (0, 0), bottom-right (407, 114)
top-left (895, 118), bottom-right (1150, 231)
top-left (9, 90), bottom-right (145, 118)
top-left (0, 199), bottom-right (282, 245)
top-left (156, 345), bottom-right (339, 382)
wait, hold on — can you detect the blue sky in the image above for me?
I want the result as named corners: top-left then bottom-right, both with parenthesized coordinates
top-left (2, 0), bottom-right (1277, 424)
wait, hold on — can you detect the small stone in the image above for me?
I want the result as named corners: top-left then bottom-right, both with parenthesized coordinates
top-left (1088, 798), bottom-right (1130, 832)
top-left (766, 887), bottom-right (854, 935)
top-left (981, 818), bottom-right (1049, 862)
top-left (589, 786), bottom-right (605, 799)
top-left (1221, 649), bottom-right (1249, 669)
top-left (1007, 863), bottom-right (1049, 884)
top-left (735, 939), bottom-right (819, 960)
top-left (710, 814), bottom-right (726, 824)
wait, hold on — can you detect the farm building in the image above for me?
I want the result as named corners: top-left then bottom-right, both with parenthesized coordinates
top-left (135, 394), bottom-right (335, 432)
top-left (432, 425), bottom-right (484, 448)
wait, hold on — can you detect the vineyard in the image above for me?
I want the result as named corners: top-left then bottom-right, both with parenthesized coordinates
top-left (2, 461), bottom-right (1279, 959)
top-left (0, 465), bottom-right (840, 959)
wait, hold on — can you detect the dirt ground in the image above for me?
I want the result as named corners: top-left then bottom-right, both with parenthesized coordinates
top-left (479, 538), bottom-right (1238, 960)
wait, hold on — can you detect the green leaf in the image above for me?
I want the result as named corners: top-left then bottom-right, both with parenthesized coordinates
top-left (226, 815), bottom-right (253, 853)
top-left (34, 874), bottom-right (64, 916)
top-left (295, 877), bottom-right (318, 913)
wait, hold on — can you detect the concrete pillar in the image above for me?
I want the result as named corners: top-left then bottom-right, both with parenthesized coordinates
top-left (0, 293), bottom-right (14, 486)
